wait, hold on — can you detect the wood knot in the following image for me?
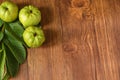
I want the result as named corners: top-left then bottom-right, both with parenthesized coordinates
top-left (72, 0), bottom-right (85, 7)
top-left (69, 0), bottom-right (93, 20)
top-left (63, 43), bottom-right (78, 53)
top-left (71, 0), bottom-right (91, 8)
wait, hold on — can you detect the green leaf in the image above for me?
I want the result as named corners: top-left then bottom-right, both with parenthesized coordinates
top-left (4, 29), bottom-right (26, 64)
top-left (0, 44), bottom-right (6, 80)
top-left (4, 45), bottom-right (19, 77)
top-left (0, 49), bottom-right (3, 53)
top-left (0, 19), bottom-right (3, 27)
top-left (2, 73), bottom-right (10, 80)
top-left (9, 21), bottom-right (24, 38)
top-left (4, 23), bottom-right (26, 46)
top-left (0, 31), bottom-right (4, 41)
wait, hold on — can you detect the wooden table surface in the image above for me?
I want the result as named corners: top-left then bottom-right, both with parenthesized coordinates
top-left (1, 0), bottom-right (120, 80)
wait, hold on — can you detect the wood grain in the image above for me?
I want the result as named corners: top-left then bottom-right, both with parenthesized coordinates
top-left (0, 0), bottom-right (120, 80)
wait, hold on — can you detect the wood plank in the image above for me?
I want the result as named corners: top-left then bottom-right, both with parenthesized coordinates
top-left (59, 0), bottom-right (97, 80)
top-left (93, 0), bottom-right (120, 80)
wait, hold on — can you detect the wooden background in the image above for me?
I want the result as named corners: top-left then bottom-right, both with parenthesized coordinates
top-left (1, 0), bottom-right (120, 80)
